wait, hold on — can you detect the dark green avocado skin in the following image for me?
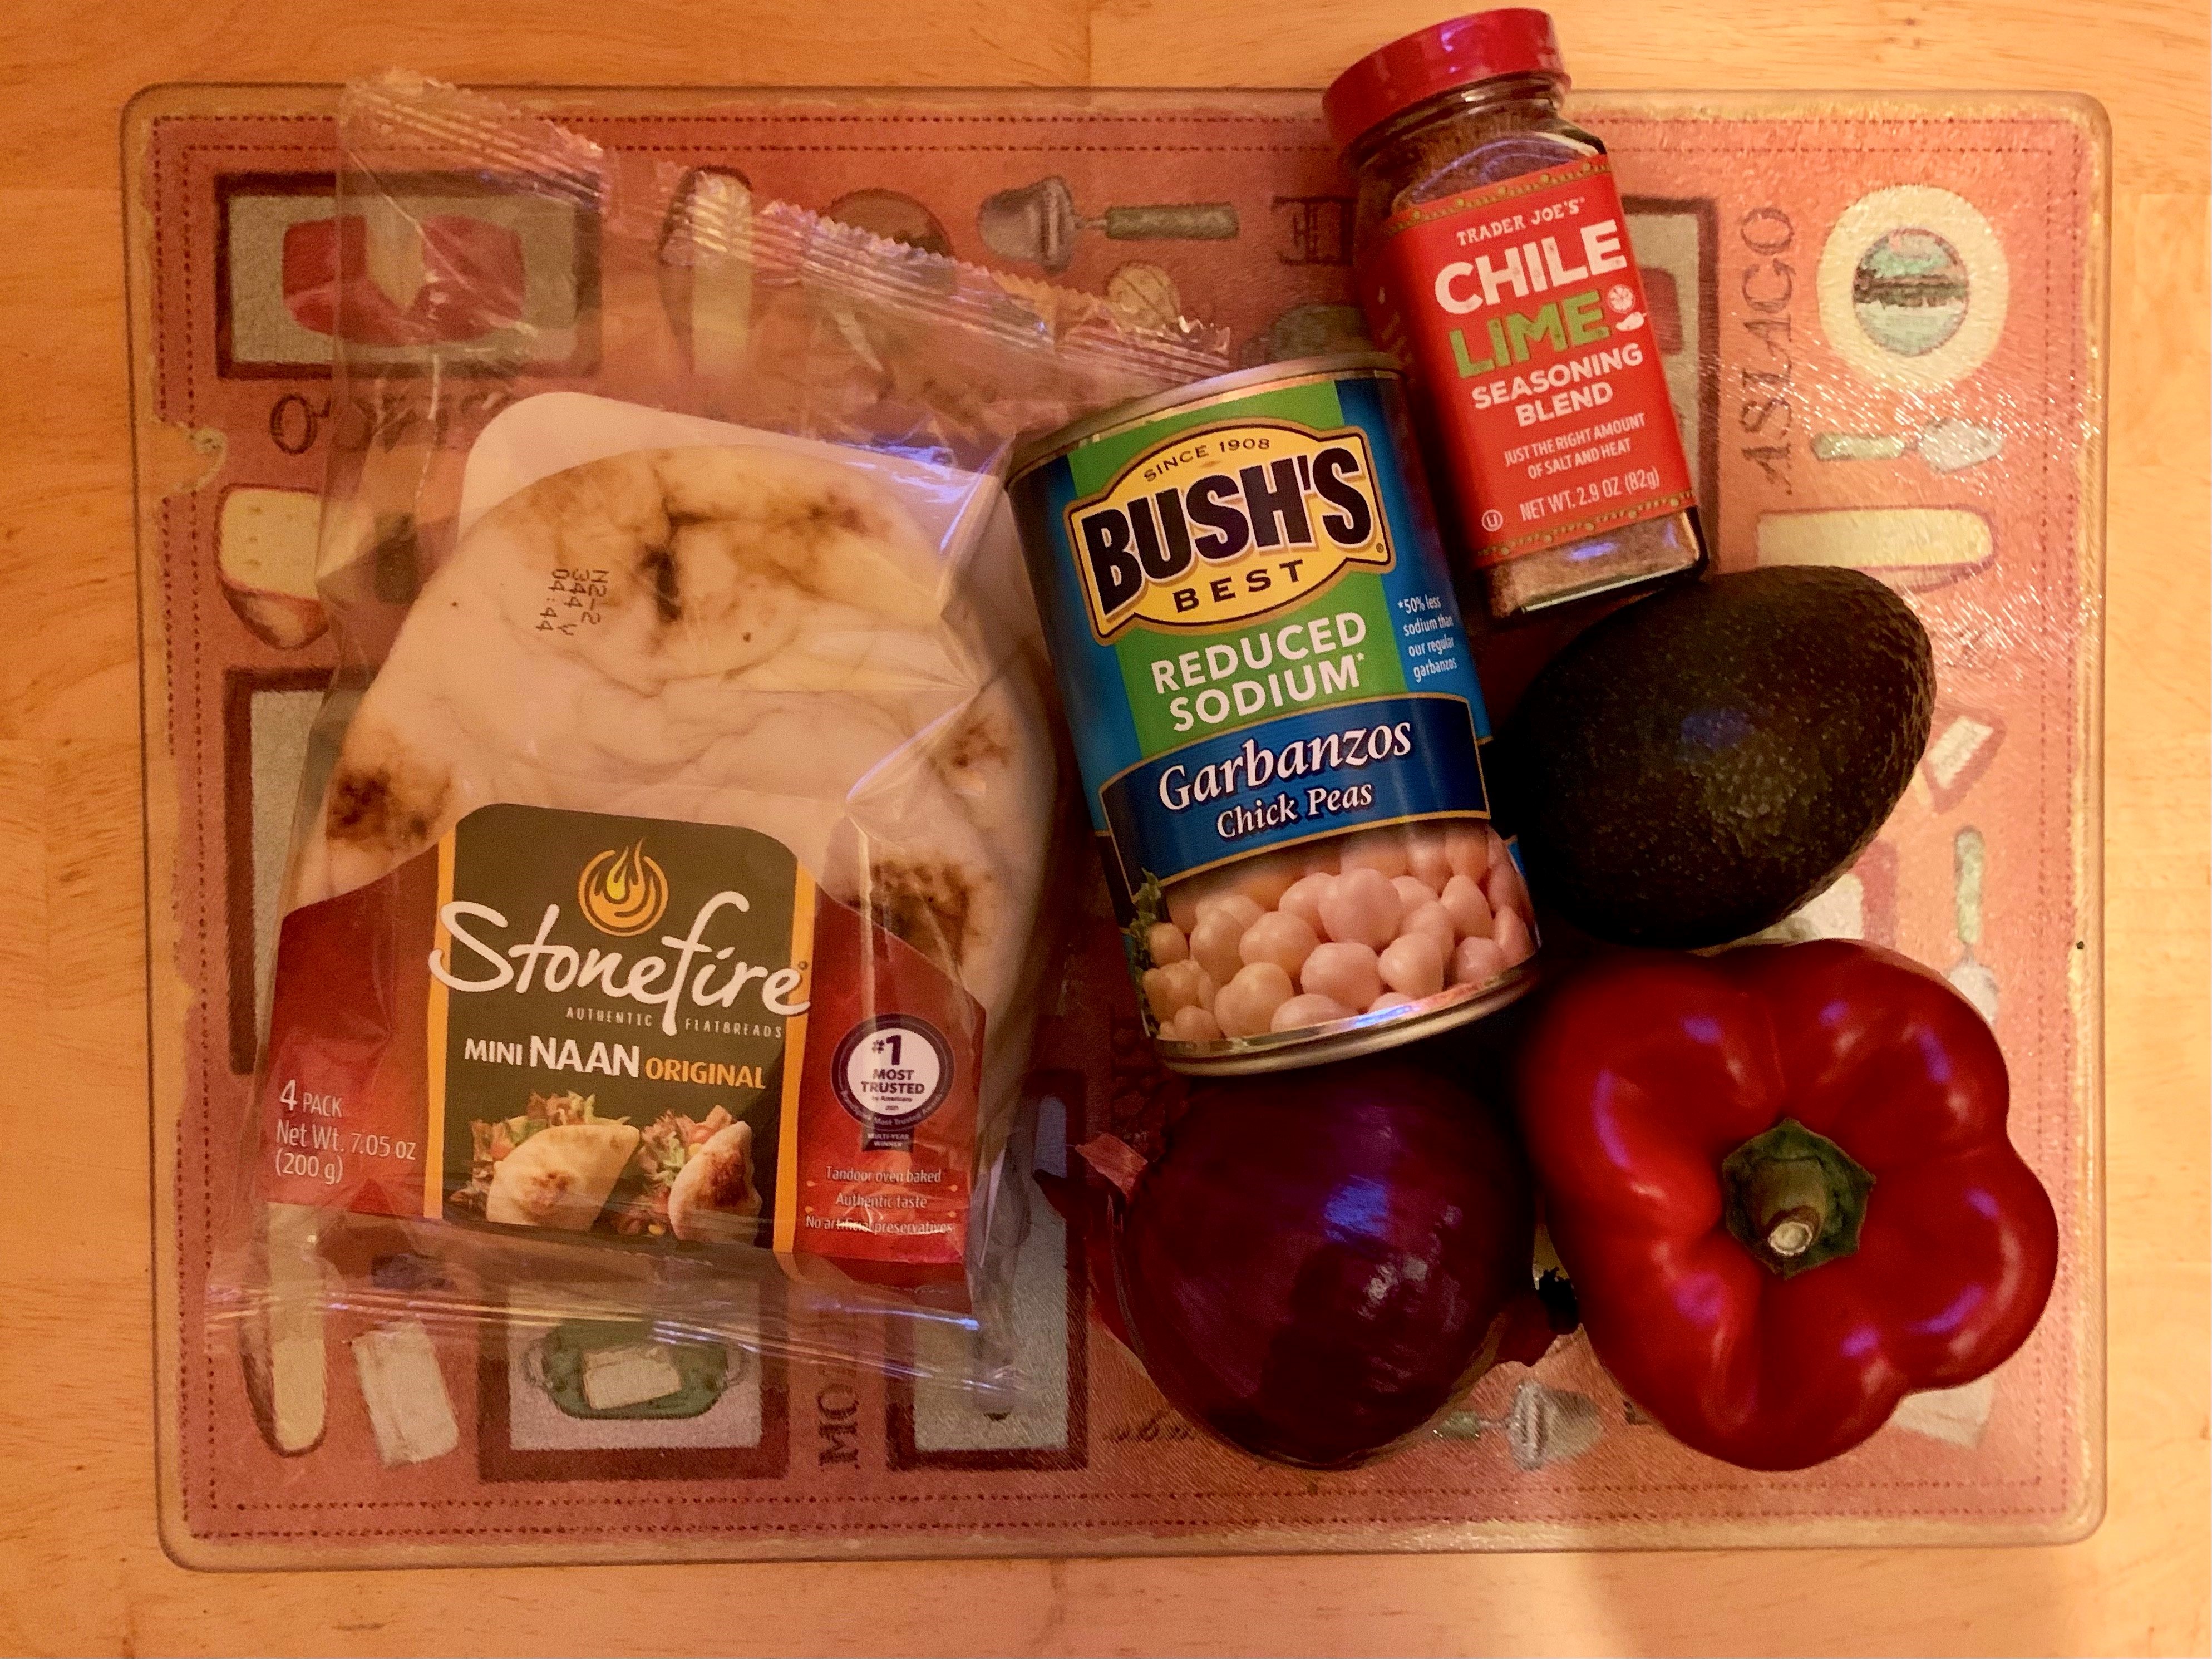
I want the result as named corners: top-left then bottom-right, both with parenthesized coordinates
top-left (1498, 567), bottom-right (1934, 949)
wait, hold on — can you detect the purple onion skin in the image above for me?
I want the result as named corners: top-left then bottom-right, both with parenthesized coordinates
top-left (1115, 1061), bottom-right (1535, 1470)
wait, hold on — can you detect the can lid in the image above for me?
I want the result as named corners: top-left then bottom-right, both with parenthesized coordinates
top-left (1322, 9), bottom-right (1568, 149)
top-left (1007, 351), bottom-right (1400, 481)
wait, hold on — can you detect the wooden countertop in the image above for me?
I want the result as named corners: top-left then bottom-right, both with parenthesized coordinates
top-left (2, 1), bottom-right (2204, 1652)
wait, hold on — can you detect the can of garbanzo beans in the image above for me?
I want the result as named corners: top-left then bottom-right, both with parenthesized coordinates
top-left (1008, 354), bottom-right (1539, 1073)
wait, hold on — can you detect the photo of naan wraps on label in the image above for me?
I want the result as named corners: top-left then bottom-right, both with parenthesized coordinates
top-left (662, 1118), bottom-right (764, 1243)
top-left (624, 1108), bottom-right (764, 1243)
top-left (457, 1094), bottom-right (767, 1244)
top-left (459, 1092), bottom-right (638, 1230)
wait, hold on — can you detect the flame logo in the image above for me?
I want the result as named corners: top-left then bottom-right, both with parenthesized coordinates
top-left (577, 841), bottom-right (669, 937)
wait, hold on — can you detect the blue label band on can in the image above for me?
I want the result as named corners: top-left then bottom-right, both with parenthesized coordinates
top-left (1009, 355), bottom-right (1539, 1072)
top-left (1096, 692), bottom-right (1489, 897)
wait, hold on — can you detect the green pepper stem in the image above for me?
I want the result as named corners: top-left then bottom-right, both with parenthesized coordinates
top-left (1720, 1119), bottom-right (1875, 1279)
top-left (1765, 1209), bottom-right (1820, 1258)
top-left (1744, 1155), bottom-right (1834, 1256)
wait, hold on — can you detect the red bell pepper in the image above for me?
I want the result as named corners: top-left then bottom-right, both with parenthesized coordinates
top-left (1514, 939), bottom-right (2058, 1471)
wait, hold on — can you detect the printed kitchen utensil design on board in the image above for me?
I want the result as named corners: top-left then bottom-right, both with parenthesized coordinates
top-left (130, 80), bottom-right (2100, 1562)
top-left (977, 175), bottom-right (1239, 273)
top-left (217, 173), bottom-right (596, 372)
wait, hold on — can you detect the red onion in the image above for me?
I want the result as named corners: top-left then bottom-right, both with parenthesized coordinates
top-left (1106, 1059), bottom-right (1536, 1469)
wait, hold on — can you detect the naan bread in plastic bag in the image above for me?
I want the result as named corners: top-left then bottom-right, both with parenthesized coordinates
top-left (290, 441), bottom-right (1050, 1039)
top-left (211, 71), bottom-right (1227, 1450)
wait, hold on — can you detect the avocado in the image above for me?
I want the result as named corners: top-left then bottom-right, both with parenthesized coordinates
top-left (1498, 567), bottom-right (1934, 948)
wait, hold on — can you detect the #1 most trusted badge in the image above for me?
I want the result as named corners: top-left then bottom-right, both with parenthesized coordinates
top-left (831, 1015), bottom-right (955, 1151)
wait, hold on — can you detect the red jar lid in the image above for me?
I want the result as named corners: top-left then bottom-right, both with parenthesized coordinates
top-left (1322, 9), bottom-right (1568, 148)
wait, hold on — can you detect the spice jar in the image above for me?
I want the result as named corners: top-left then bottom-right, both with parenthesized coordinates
top-left (1326, 10), bottom-right (1707, 622)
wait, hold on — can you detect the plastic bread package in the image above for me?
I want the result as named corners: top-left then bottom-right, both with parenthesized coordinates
top-left (205, 71), bottom-right (1228, 1448)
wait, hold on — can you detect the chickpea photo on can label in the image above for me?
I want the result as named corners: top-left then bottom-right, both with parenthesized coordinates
top-left (1402, 899), bottom-right (1457, 963)
top-left (1453, 934), bottom-right (1510, 987)
top-left (1378, 932), bottom-right (1447, 998)
top-left (1240, 909), bottom-right (1322, 979)
top-left (1321, 866), bottom-right (1402, 951)
top-left (1279, 870), bottom-right (1336, 934)
top-left (1271, 992), bottom-right (1356, 1032)
top-left (1221, 849), bottom-right (1305, 910)
top-left (1302, 941), bottom-right (1385, 1011)
top-left (1144, 816), bottom-right (1538, 1044)
top-left (1165, 1005), bottom-right (1224, 1043)
top-left (1166, 883), bottom-right (1202, 933)
top-left (1141, 964), bottom-right (1176, 1020)
top-left (1441, 873), bottom-right (1494, 939)
top-left (1492, 905), bottom-right (1536, 967)
top-left (1195, 892), bottom-right (1265, 931)
top-left (1216, 961), bottom-right (1297, 1039)
top-left (1406, 825), bottom-right (1455, 890)
top-left (1144, 958), bottom-right (1216, 1021)
top-left (1392, 873), bottom-right (1440, 915)
top-left (1485, 850), bottom-right (1530, 921)
top-left (1446, 822), bottom-right (1492, 880)
top-left (1147, 920), bottom-right (1190, 965)
top-left (1338, 825), bottom-right (1410, 879)
top-left (1165, 868), bottom-right (1249, 933)
top-left (1190, 906), bottom-right (1257, 987)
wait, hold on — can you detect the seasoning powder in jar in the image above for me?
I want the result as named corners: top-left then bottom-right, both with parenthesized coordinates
top-left (1327, 9), bottom-right (1708, 622)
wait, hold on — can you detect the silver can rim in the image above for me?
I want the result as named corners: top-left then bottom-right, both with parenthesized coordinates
top-left (1008, 351), bottom-right (1403, 483)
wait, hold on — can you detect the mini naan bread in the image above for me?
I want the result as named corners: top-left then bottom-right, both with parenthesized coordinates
top-left (289, 444), bottom-right (1055, 1037)
top-left (667, 1121), bottom-right (763, 1243)
top-left (874, 666), bottom-right (1057, 1112)
top-left (486, 1121), bottom-right (642, 1230)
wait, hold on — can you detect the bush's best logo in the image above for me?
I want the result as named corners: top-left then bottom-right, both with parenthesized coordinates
top-left (1068, 419), bottom-right (1393, 639)
top-left (578, 841), bottom-right (669, 936)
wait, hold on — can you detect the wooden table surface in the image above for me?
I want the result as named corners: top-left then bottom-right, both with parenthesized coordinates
top-left (2, 1), bottom-right (2204, 1653)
